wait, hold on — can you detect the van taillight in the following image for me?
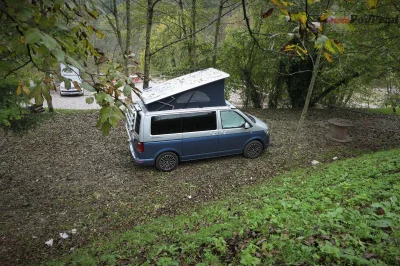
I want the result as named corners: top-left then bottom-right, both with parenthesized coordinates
top-left (136, 142), bottom-right (144, 153)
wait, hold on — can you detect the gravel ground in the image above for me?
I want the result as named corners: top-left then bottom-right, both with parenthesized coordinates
top-left (0, 108), bottom-right (399, 265)
top-left (39, 90), bottom-right (99, 110)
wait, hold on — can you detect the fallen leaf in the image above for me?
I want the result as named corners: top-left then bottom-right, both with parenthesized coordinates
top-left (59, 232), bottom-right (69, 239)
top-left (45, 239), bottom-right (53, 246)
top-left (262, 8), bottom-right (274, 19)
top-left (311, 160), bottom-right (320, 165)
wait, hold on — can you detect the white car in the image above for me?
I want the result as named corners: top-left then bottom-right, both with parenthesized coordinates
top-left (59, 63), bottom-right (84, 96)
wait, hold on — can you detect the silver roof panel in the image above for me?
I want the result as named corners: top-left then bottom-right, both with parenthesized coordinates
top-left (141, 68), bottom-right (229, 104)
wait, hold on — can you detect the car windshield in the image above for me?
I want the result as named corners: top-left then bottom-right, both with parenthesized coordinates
top-left (244, 112), bottom-right (256, 123)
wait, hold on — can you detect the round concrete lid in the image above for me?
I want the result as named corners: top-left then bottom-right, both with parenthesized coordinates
top-left (328, 118), bottom-right (353, 127)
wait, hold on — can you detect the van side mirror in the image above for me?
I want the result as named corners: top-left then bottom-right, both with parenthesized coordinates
top-left (244, 122), bottom-right (250, 129)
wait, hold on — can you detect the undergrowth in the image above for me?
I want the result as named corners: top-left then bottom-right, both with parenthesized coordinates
top-left (366, 107), bottom-right (399, 116)
top-left (50, 149), bottom-right (400, 265)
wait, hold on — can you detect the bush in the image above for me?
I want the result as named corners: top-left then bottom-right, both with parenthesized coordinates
top-left (384, 93), bottom-right (400, 113)
top-left (0, 78), bottom-right (30, 127)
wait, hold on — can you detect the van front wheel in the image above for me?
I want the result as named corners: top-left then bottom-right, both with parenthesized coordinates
top-left (244, 140), bottom-right (263, 159)
top-left (156, 152), bottom-right (178, 171)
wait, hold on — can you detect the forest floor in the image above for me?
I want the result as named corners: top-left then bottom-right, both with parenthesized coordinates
top-left (0, 108), bottom-right (399, 265)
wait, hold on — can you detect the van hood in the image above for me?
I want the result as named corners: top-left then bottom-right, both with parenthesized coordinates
top-left (253, 115), bottom-right (268, 129)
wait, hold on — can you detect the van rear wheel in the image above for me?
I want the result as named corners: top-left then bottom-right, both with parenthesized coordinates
top-left (156, 152), bottom-right (178, 171)
top-left (244, 140), bottom-right (263, 159)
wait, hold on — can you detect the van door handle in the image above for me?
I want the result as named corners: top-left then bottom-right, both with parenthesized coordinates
top-left (211, 131), bottom-right (217, 135)
top-left (223, 130), bottom-right (227, 134)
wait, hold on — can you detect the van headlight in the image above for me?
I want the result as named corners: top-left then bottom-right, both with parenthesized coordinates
top-left (264, 128), bottom-right (270, 136)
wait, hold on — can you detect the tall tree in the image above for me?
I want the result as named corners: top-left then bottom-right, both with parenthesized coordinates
top-left (124, 0), bottom-right (132, 76)
top-left (143, 0), bottom-right (162, 89)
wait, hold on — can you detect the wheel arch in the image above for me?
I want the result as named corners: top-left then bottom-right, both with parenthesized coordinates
top-left (155, 149), bottom-right (181, 163)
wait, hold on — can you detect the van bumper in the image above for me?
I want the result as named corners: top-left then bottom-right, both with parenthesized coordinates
top-left (129, 142), bottom-right (154, 165)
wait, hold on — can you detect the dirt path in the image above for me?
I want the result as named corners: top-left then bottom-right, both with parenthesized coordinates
top-left (0, 108), bottom-right (399, 265)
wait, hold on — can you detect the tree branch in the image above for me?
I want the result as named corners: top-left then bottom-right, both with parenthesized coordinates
top-left (0, 4), bottom-right (27, 30)
top-left (3, 60), bottom-right (32, 79)
top-left (150, 2), bottom-right (241, 56)
top-left (393, 1), bottom-right (400, 13)
top-left (241, 0), bottom-right (284, 55)
top-left (310, 72), bottom-right (362, 106)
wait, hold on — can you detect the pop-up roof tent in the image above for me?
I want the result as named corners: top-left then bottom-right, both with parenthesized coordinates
top-left (140, 68), bottom-right (230, 111)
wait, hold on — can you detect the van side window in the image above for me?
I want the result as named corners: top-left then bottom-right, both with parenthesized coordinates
top-left (176, 91), bottom-right (210, 104)
top-left (135, 112), bottom-right (141, 135)
top-left (182, 112), bottom-right (216, 133)
top-left (220, 111), bottom-right (246, 129)
top-left (151, 114), bottom-right (181, 135)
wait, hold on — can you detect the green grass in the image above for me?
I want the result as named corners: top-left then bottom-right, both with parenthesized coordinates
top-left (366, 107), bottom-right (399, 116)
top-left (50, 149), bottom-right (400, 266)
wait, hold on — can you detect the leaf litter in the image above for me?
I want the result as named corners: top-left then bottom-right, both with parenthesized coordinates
top-left (0, 108), bottom-right (399, 264)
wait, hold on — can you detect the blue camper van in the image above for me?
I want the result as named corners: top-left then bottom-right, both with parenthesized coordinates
top-left (125, 68), bottom-right (270, 171)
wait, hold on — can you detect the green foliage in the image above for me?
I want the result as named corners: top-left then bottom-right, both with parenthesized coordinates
top-left (0, 78), bottom-right (30, 127)
top-left (54, 149), bottom-right (400, 265)
top-left (367, 107), bottom-right (400, 116)
top-left (1, 0), bottom-right (102, 75)
top-left (384, 94), bottom-right (400, 113)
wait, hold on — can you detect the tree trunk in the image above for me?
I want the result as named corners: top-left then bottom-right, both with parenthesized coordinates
top-left (143, 0), bottom-right (154, 89)
top-left (124, 0), bottom-right (131, 76)
top-left (284, 54), bottom-right (314, 108)
top-left (191, 0), bottom-right (197, 67)
top-left (178, 0), bottom-right (192, 63)
top-left (212, 0), bottom-right (224, 67)
top-left (112, 0), bottom-right (123, 53)
top-left (288, 44), bottom-right (324, 164)
top-left (268, 59), bottom-right (285, 108)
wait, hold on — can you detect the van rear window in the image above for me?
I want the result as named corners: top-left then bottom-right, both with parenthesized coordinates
top-left (135, 112), bottom-right (141, 135)
top-left (151, 114), bottom-right (181, 135)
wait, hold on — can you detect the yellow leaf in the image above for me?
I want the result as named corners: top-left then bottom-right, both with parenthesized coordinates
top-left (296, 50), bottom-right (305, 60)
top-left (96, 29), bottom-right (105, 39)
top-left (324, 52), bottom-right (333, 63)
top-left (20, 36), bottom-right (25, 44)
top-left (365, 0), bottom-right (378, 9)
top-left (271, 0), bottom-right (281, 6)
top-left (73, 81), bottom-right (82, 91)
top-left (22, 86), bottom-right (31, 95)
top-left (280, 0), bottom-right (289, 6)
top-left (271, 0), bottom-right (289, 15)
top-left (279, 7), bottom-right (289, 15)
top-left (290, 12), bottom-right (307, 25)
top-left (319, 10), bottom-right (332, 21)
top-left (297, 45), bottom-right (308, 55)
top-left (282, 44), bottom-right (296, 52)
top-left (16, 84), bottom-right (22, 95)
top-left (324, 40), bottom-right (336, 54)
top-left (332, 40), bottom-right (344, 54)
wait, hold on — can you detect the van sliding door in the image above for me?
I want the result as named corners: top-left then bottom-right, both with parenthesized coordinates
top-left (181, 112), bottom-right (218, 160)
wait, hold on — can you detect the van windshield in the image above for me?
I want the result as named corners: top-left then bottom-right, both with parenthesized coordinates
top-left (244, 112), bottom-right (256, 123)
top-left (135, 112), bottom-right (141, 135)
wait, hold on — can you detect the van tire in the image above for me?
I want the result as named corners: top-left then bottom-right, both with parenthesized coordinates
top-left (243, 140), bottom-right (263, 159)
top-left (156, 152), bottom-right (178, 171)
